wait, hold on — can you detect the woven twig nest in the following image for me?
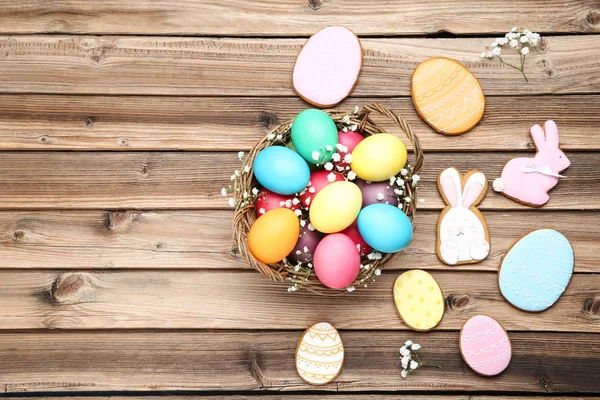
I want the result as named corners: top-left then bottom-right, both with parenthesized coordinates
top-left (232, 103), bottom-right (424, 295)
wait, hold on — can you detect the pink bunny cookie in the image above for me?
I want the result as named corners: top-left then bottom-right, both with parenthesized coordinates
top-left (493, 120), bottom-right (570, 207)
top-left (437, 168), bottom-right (490, 265)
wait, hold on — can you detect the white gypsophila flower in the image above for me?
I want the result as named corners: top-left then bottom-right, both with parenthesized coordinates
top-left (285, 199), bottom-right (292, 208)
top-left (492, 46), bottom-right (502, 56)
top-left (354, 105), bottom-right (359, 114)
top-left (259, 207), bottom-right (266, 215)
top-left (363, 264), bottom-right (370, 270)
top-left (347, 171), bottom-right (357, 181)
top-left (307, 263), bottom-right (312, 268)
top-left (343, 153), bottom-right (353, 163)
top-left (412, 175), bottom-right (420, 183)
top-left (311, 151), bottom-right (320, 161)
top-left (342, 126), bottom-right (348, 132)
top-left (267, 133), bottom-right (275, 140)
top-left (410, 360), bottom-right (419, 370)
top-left (251, 187), bottom-right (259, 195)
top-left (238, 151), bottom-right (245, 160)
top-left (296, 250), bottom-right (302, 255)
top-left (511, 26), bottom-right (518, 32)
top-left (308, 187), bottom-right (316, 193)
top-left (294, 209), bottom-right (302, 217)
top-left (400, 169), bottom-right (408, 176)
top-left (325, 145), bottom-right (333, 152)
top-left (374, 269), bottom-right (381, 276)
top-left (401, 356), bottom-right (410, 369)
top-left (405, 340), bottom-right (413, 347)
top-left (509, 39), bottom-right (518, 48)
top-left (279, 201), bottom-right (285, 207)
top-left (399, 346), bottom-right (409, 356)
top-left (300, 219), bottom-right (306, 227)
top-left (520, 35), bottom-right (529, 43)
top-left (221, 187), bottom-right (228, 196)
top-left (230, 174), bottom-right (236, 181)
top-left (412, 343), bottom-right (421, 351)
top-left (376, 193), bottom-right (385, 201)
top-left (243, 191), bottom-right (249, 199)
top-left (347, 286), bottom-right (355, 292)
top-left (480, 51), bottom-right (487, 58)
top-left (327, 172), bottom-right (337, 182)
top-left (336, 143), bottom-right (348, 153)
top-left (331, 153), bottom-right (341, 162)
top-left (292, 198), bottom-right (300, 205)
top-left (521, 46), bottom-right (530, 55)
top-left (244, 165), bottom-right (250, 173)
top-left (294, 264), bottom-right (301, 272)
top-left (308, 223), bottom-right (315, 231)
top-left (394, 188), bottom-right (403, 196)
top-left (305, 198), bottom-right (311, 206)
top-left (499, 37), bottom-right (509, 45)
top-left (418, 198), bottom-right (425, 204)
top-left (276, 134), bottom-right (283, 141)
top-left (336, 165), bottom-right (345, 172)
top-left (349, 124), bottom-right (358, 131)
top-left (372, 252), bottom-right (382, 260)
top-left (228, 198), bottom-right (235, 207)
top-left (490, 41), bottom-right (499, 47)
top-left (356, 244), bottom-right (361, 252)
top-left (342, 114), bottom-right (351, 125)
top-left (401, 369), bottom-right (408, 379)
top-left (529, 32), bottom-right (541, 46)
top-left (405, 197), bottom-right (411, 203)
top-left (324, 162), bottom-right (334, 171)
top-left (396, 178), bottom-right (405, 186)
top-left (234, 170), bottom-right (240, 177)
top-left (303, 246), bottom-right (309, 253)
top-left (367, 253), bottom-right (375, 260)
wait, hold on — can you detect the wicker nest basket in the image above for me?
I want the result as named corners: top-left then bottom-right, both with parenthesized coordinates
top-left (232, 103), bottom-right (424, 295)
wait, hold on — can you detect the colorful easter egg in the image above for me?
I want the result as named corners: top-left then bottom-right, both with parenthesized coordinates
top-left (296, 322), bottom-right (344, 385)
top-left (338, 130), bottom-right (364, 154)
top-left (314, 233), bottom-right (361, 289)
top-left (499, 229), bottom-right (574, 312)
top-left (293, 26), bottom-right (363, 108)
top-left (255, 189), bottom-right (301, 217)
top-left (340, 220), bottom-right (372, 256)
top-left (299, 170), bottom-right (345, 209)
top-left (309, 181), bottom-right (362, 233)
top-left (291, 109), bottom-right (338, 165)
top-left (248, 208), bottom-right (300, 263)
top-left (287, 224), bottom-right (325, 264)
top-left (357, 204), bottom-right (412, 253)
top-left (460, 315), bottom-right (512, 376)
top-left (254, 146), bottom-right (310, 195)
top-left (393, 270), bottom-right (444, 331)
top-left (350, 134), bottom-right (407, 181)
top-left (355, 179), bottom-right (399, 207)
top-left (411, 57), bottom-right (485, 135)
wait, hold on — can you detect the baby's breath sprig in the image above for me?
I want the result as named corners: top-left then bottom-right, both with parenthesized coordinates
top-left (399, 340), bottom-right (441, 379)
top-left (481, 27), bottom-right (542, 82)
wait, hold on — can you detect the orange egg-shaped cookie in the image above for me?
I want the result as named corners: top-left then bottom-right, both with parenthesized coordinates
top-left (248, 208), bottom-right (300, 263)
top-left (411, 57), bottom-right (485, 135)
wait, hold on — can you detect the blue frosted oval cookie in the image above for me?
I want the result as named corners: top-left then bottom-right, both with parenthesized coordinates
top-left (499, 229), bottom-right (574, 312)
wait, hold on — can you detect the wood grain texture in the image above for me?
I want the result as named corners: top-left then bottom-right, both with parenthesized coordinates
top-left (0, 35), bottom-right (598, 96)
top-left (0, 94), bottom-right (598, 151)
top-left (7, 398), bottom-right (596, 400)
top-left (0, 210), bottom-right (597, 273)
top-left (0, 151), bottom-right (596, 210)
top-left (1, 331), bottom-right (599, 393)
top-left (0, 270), bottom-right (598, 331)
top-left (0, 0), bottom-right (597, 36)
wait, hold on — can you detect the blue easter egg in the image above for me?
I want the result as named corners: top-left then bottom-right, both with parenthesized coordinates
top-left (499, 229), bottom-right (574, 312)
top-left (253, 146), bottom-right (310, 195)
top-left (357, 204), bottom-right (413, 253)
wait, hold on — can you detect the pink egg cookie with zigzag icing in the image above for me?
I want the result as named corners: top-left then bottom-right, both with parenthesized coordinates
top-left (293, 26), bottom-right (363, 108)
top-left (459, 315), bottom-right (512, 376)
top-left (411, 57), bottom-right (485, 135)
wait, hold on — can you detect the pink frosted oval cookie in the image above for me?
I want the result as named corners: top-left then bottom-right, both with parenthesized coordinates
top-left (460, 315), bottom-right (511, 376)
top-left (293, 26), bottom-right (363, 108)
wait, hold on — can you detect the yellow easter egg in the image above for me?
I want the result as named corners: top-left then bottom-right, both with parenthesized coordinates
top-left (248, 208), bottom-right (300, 263)
top-left (411, 57), bottom-right (485, 135)
top-left (309, 181), bottom-right (362, 233)
top-left (393, 269), bottom-right (445, 331)
top-left (350, 134), bottom-right (407, 182)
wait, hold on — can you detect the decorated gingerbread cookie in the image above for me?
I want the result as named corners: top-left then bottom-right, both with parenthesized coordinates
top-left (411, 57), bottom-right (485, 135)
top-left (295, 322), bottom-right (344, 385)
top-left (293, 26), bottom-right (363, 108)
top-left (459, 315), bottom-right (512, 376)
top-left (437, 168), bottom-right (490, 265)
top-left (493, 120), bottom-right (570, 207)
top-left (499, 229), bottom-right (574, 312)
top-left (393, 270), bottom-right (445, 331)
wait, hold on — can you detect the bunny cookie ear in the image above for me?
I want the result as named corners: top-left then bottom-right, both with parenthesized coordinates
top-left (530, 124), bottom-right (546, 150)
top-left (438, 167), bottom-right (462, 207)
top-left (543, 120), bottom-right (559, 148)
top-left (462, 171), bottom-right (488, 208)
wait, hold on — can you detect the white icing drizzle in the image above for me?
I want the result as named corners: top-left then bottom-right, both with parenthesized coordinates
top-left (468, 349), bottom-right (511, 367)
top-left (461, 325), bottom-right (500, 343)
top-left (500, 276), bottom-right (553, 309)
top-left (462, 337), bottom-right (508, 356)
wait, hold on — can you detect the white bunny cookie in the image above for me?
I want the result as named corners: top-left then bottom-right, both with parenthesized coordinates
top-left (437, 168), bottom-right (490, 265)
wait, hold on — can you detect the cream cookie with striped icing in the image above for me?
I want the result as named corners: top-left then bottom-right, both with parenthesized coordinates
top-left (411, 57), bottom-right (485, 135)
top-left (296, 322), bottom-right (344, 385)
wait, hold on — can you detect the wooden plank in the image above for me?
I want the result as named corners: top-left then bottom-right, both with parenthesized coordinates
top-left (0, 94), bottom-right (599, 151)
top-left (0, 210), bottom-right (597, 273)
top-left (0, 36), bottom-right (598, 96)
top-left (0, 270), bottom-right (598, 331)
top-left (6, 398), bottom-right (595, 400)
top-left (0, 151), bottom-right (596, 210)
top-left (0, 1), bottom-right (597, 36)
top-left (0, 331), bottom-right (598, 393)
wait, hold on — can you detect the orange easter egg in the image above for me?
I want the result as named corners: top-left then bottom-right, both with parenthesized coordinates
top-left (248, 208), bottom-right (300, 263)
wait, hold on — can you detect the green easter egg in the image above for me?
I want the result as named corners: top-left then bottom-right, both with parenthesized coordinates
top-left (291, 109), bottom-right (338, 164)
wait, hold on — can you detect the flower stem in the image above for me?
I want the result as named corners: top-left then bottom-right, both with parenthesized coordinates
top-left (496, 56), bottom-right (529, 82)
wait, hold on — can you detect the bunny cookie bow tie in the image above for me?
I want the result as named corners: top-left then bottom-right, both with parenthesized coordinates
top-left (519, 162), bottom-right (566, 178)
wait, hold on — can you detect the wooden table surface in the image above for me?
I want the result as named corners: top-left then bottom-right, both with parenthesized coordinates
top-left (0, 1), bottom-right (599, 399)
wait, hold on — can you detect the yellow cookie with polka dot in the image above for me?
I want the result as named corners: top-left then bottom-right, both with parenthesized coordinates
top-left (411, 57), bottom-right (485, 135)
top-left (393, 269), bottom-right (445, 331)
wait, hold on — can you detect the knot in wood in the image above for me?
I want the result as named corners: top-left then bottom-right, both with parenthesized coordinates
top-left (259, 112), bottom-right (278, 128)
top-left (12, 230), bottom-right (25, 242)
top-left (50, 273), bottom-right (89, 304)
top-left (105, 211), bottom-right (139, 232)
top-left (582, 296), bottom-right (600, 319)
top-left (585, 9), bottom-right (599, 28)
top-left (446, 294), bottom-right (472, 310)
top-left (308, 0), bottom-right (323, 10)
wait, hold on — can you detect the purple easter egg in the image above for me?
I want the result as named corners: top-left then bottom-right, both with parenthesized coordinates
top-left (355, 178), bottom-right (399, 208)
top-left (287, 223), bottom-right (325, 264)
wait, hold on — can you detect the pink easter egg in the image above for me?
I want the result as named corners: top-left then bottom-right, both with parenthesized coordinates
top-left (314, 233), bottom-right (361, 289)
top-left (460, 315), bottom-right (512, 376)
top-left (255, 189), bottom-right (300, 218)
top-left (338, 130), bottom-right (364, 154)
top-left (340, 220), bottom-right (372, 256)
top-left (299, 170), bottom-right (344, 209)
